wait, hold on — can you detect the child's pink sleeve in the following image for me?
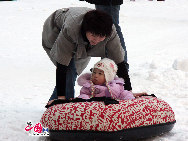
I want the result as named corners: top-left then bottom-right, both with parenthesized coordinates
top-left (119, 90), bottom-right (135, 100)
top-left (77, 87), bottom-right (91, 99)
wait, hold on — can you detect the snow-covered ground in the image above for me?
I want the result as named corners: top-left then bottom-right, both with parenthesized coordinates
top-left (0, 0), bottom-right (187, 140)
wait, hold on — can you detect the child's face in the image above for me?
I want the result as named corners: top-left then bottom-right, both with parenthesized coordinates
top-left (92, 68), bottom-right (106, 85)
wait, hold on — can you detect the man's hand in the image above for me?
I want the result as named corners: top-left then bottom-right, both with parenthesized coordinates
top-left (47, 96), bottom-right (66, 105)
top-left (58, 96), bottom-right (66, 100)
top-left (133, 92), bottom-right (148, 98)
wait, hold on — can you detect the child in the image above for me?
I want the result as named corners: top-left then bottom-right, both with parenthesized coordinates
top-left (77, 58), bottom-right (146, 100)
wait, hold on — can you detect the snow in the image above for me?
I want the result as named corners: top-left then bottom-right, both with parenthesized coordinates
top-left (0, 0), bottom-right (187, 140)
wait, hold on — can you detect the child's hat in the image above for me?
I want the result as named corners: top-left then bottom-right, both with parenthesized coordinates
top-left (93, 58), bottom-right (118, 82)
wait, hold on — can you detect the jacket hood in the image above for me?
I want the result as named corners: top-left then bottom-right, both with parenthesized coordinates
top-left (109, 77), bottom-right (125, 85)
top-left (77, 73), bottom-right (91, 86)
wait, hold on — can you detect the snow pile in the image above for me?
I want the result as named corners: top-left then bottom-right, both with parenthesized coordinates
top-left (173, 58), bottom-right (188, 72)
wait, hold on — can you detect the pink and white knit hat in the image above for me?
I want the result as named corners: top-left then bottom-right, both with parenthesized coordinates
top-left (93, 58), bottom-right (118, 82)
top-left (90, 58), bottom-right (118, 98)
top-left (90, 58), bottom-right (117, 98)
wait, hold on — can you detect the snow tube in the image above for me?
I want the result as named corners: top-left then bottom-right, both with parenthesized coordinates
top-left (40, 95), bottom-right (176, 141)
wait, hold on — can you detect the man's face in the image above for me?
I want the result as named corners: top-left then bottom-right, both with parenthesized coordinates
top-left (86, 32), bottom-right (106, 45)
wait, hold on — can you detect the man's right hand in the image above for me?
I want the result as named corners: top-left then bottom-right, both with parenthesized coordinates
top-left (47, 96), bottom-right (66, 105)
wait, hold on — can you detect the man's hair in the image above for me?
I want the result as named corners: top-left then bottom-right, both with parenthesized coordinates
top-left (81, 10), bottom-right (113, 37)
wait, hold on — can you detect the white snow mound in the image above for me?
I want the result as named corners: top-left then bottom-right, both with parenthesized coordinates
top-left (172, 58), bottom-right (188, 72)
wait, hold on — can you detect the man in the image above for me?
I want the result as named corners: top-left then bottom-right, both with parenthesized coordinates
top-left (80, 0), bottom-right (129, 69)
top-left (42, 7), bottom-right (132, 105)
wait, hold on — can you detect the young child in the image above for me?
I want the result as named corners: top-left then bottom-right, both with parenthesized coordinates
top-left (77, 58), bottom-right (146, 100)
